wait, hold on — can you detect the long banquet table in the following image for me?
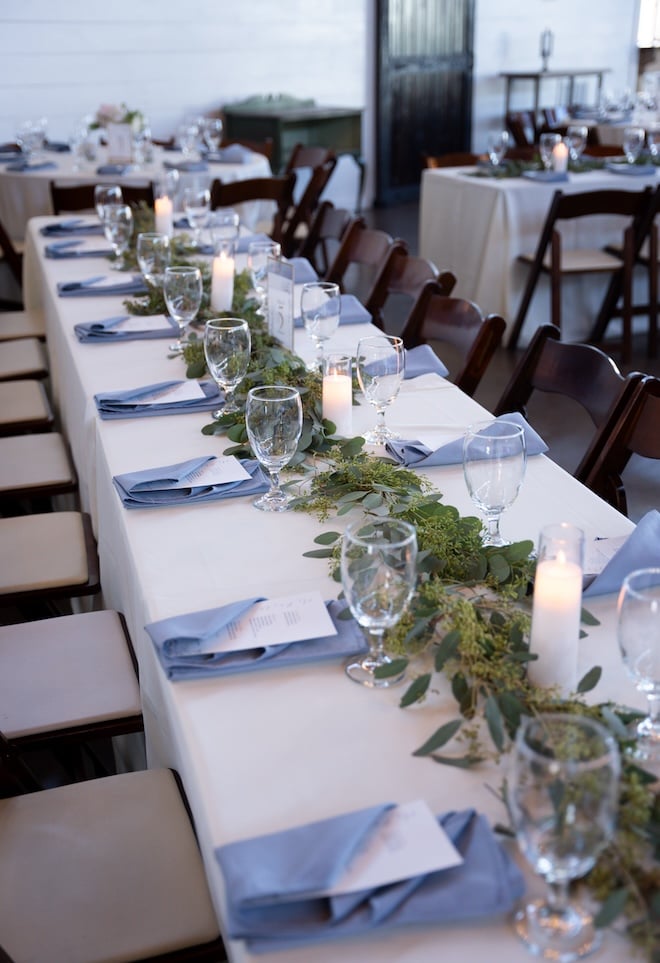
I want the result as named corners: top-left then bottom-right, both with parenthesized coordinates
top-left (23, 215), bottom-right (642, 962)
top-left (419, 164), bottom-right (659, 346)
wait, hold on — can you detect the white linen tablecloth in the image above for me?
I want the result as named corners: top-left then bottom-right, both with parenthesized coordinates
top-left (24, 216), bottom-right (639, 963)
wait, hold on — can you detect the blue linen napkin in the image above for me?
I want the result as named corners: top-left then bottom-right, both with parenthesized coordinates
top-left (0, 153), bottom-right (20, 163)
top-left (205, 144), bottom-right (252, 164)
top-left (94, 380), bottom-right (221, 419)
top-left (605, 161), bottom-right (657, 177)
top-left (287, 257), bottom-right (318, 283)
top-left (96, 163), bottom-right (131, 175)
top-left (74, 315), bottom-right (178, 343)
top-left (294, 294), bottom-right (371, 328)
top-left (45, 240), bottom-right (113, 259)
top-left (113, 455), bottom-right (268, 509)
top-left (522, 170), bottom-right (570, 183)
top-left (147, 598), bottom-right (367, 680)
top-left (236, 232), bottom-right (272, 254)
top-left (58, 274), bottom-right (148, 298)
top-left (404, 344), bottom-right (449, 379)
top-left (163, 159), bottom-right (209, 172)
top-left (5, 159), bottom-right (57, 172)
top-left (40, 219), bottom-right (105, 237)
top-left (44, 140), bottom-right (70, 153)
top-left (584, 510), bottom-right (660, 597)
top-left (216, 806), bottom-right (524, 952)
top-left (385, 411), bottom-right (547, 468)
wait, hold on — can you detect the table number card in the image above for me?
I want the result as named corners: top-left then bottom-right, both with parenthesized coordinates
top-left (106, 122), bottom-right (133, 164)
top-left (267, 256), bottom-right (294, 350)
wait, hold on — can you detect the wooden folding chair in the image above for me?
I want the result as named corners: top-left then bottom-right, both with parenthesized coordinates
top-left (298, 201), bottom-right (356, 277)
top-left (210, 174), bottom-right (295, 244)
top-left (506, 110), bottom-right (538, 147)
top-left (325, 219), bottom-right (407, 308)
top-left (280, 156), bottom-right (337, 257)
top-left (0, 380), bottom-right (53, 435)
top-left (49, 181), bottom-right (155, 214)
top-left (283, 143), bottom-right (336, 175)
top-left (365, 246), bottom-right (455, 332)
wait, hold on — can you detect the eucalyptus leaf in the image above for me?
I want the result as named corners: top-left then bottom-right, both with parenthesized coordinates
top-left (581, 607), bottom-right (601, 626)
top-left (302, 548), bottom-right (334, 559)
top-left (434, 629), bottom-right (461, 671)
top-left (485, 693), bottom-right (505, 751)
top-left (412, 718), bottom-right (463, 756)
top-left (430, 753), bottom-right (483, 768)
top-left (374, 658), bottom-right (409, 679)
top-left (577, 665), bottom-right (602, 694)
top-left (314, 531), bottom-right (341, 545)
top-left (400, 673), bottom-right (432, 708)
top-left (593, 888), bottom-right (629, 929)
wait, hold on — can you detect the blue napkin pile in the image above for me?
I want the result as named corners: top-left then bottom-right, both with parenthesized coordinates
top-left (287, 257), bottom-right (318, 283)
top-left (44, 140), bottom-right (70, 153)
top-left (606, 161), bottom-right (657, 177)
top-left (584, 509), bottom-right (660, 597)
top-left (216, 806), bottom-right (524, 952)
top-left (385, 411), bottom-right (547, 468)
top-left (74, 314), bottom-right (178, 343)
top-left (147, 598), bottom-right (367, 681)
top-left (235, 233), bottom-right (272, 254)
top-left (58, 274), bottom-right (148, 298)
top-left (40, 219), bottom-right (105, 237)
top-left (205, 144), bottom-right (252, 164)
top-left (522, 170), bottom-right (569, 183)
top-left (113, 455), bottom-right (268, 509)
top-left (404, 344), bottom-right (449, 379)
top-left (163, 159), bottom-right (209, 173)
top-left (96, 163), bottom-right (131, 175)
top-left (295, 294), bottom-right (371, 328)
top-left (5, 159), bottom-right (57, 172)
top-left (95, 380), bottom-right (221, 419)
top-left (45, 239), bottom-right (113, 259)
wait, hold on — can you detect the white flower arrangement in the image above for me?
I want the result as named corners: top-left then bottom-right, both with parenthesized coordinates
top-left (91, 103), bottom-right (144, 134)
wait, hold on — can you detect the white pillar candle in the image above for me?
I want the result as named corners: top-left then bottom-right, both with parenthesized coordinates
top-left (528, 551), bottom-right (583, 694)
top-left (552, 141), bottom-right (569, 173)
top-left (154, 196), bottom-right (173, 237)
top-left (210, 251), bottom-right (235, 311)
top-left (322, 357), bottom-right (353, 437)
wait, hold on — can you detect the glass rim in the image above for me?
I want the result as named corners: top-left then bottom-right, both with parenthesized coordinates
top-left (205, 317), bottom-right (249, 330)
top-left (465, 418), bottom-right (525, 439)
top-left (247, 384), bottom-right (300, 401)
top-left (136, 231), bottom-right (170, 242)
top-left (620, 566), bottom-right (660, 595)
top-left (515, 712), bottom-right (620, 769)
top-left (357, 334), bottom-right (403, 349)
top-left (247, 240), bottom-right (281, 253)
top-left (301, 280), bottom-right (340, 292)
top-left (164, 265), bottom-right (201, 276)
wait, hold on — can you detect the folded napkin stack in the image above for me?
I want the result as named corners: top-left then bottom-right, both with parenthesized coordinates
top-left (216, 806), bottom-right (524, 952)
top-left (96, 163), bottom-right (131, 175)
top-left (74, 314), bottom-right (178, 343)
top-left (113, 455), bottom-right (268, 510)
top-left (58, 274), bottom-right (148, 298)
top-left (44, 140), bottom-right (70, 153)
top-left (147, 598), bottom-right (367, 680)
top-left (294, 294), bottom-right (371, 328)
top-left (606, 161), bottom-right (657, 177)
top-left (584, 509), bottom-right (660, 597)
top-left (6, 159), bottom-right (57, 172)
top-left (94, 380), bottom-right (221, 419)
top-left (522, 170), bottom-right (569, 183)
top-left (386, 411), bottom-right (547, 468)
top-left (45, 240), bottom-right (113, 259)
top-left (404, 344), bottom-right (449, 379)
top-left (163, 159), bottom-right (209, 173)
top-left (40, 219), bottom-right (105, 238)
top-left (205, 144), bottom-right (252, 164)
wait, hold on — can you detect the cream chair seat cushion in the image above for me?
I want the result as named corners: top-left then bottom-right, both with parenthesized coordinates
top-left (0, 380), bottom-right (52, 431)
top-left (0, 338), bottom-right (48, 380)
top-left (0, 512), bottom-right (88, 593)
top-left (0, 308), bottom-right (46, 342)
top-left (0, 433), bottom-right (73, 494)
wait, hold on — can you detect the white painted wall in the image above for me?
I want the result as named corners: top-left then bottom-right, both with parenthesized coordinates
top-left (0, 1), bottom-right (643, 208)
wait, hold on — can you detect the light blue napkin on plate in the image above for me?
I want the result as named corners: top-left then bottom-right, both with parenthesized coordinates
top-left (404, 344), bottom-right (449, 379)
top-left (294, 293), bottom-right (371, 328)
top-left (522, 170), bottom-right (569, 183)
top-left (58, 274), bottom-right (148, 298)
top-left (147, 598), bottom-right (367, 680)
top-left (113, 455), bottom-right (268, 509)
top-left (5, 159), bottom-right (57, 172)
top-left (216, 806), bottom-right (524, 952)
top-left (163, 159), bottom-right (209, 172)
top-left (40, 219), bottom-right (105, 237)
top-left (386, 411), bottom-right (547, 468)
top-left (584, 510), bottom-right (660, 597)
top-left (605, 161), bottom-right (657, 176)
top-left (286, 257), bottom-right (318, 283)
top-left (96, 163), bottom-right (130, 175)
top-left (235, 232), bottom-right (272, 254)
top-left (45, 240), bottom-right (113, 259)
top-left (95, 380), bottom-right (221, 418)
top-left (205, 144), bottom-right (252, 164)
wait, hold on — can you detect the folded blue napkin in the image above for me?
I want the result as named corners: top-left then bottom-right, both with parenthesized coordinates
top-left (74, 314), bottom-right (178, 343)
top-left (385, 411), bottom-right (547, 468)
top-left (95, 380), bottom-right (221, 418)
top-left (216, 806), bottom-right (524, 952)
top-left (113, 455), bottom-right (268, 509)
top-left (44, 140), bottom-right (70, 153)
top-left (236, 232), bottom-right (272, 254)
top-left (163, 159), bottom-right (209, 173)
top-left (404, 344), bottom-right (449, 379)
top-left (5, 159), bottom-right (57, 172)
top-left (40, 219), bottom-right (105, 237)
top-left (584, 510), bottom-right (660, 597)
top-left (287, 257), bottom-right (318, 283)
top-left (205, 144), bottom-right (252, 164)
top-left (605, 161), bottom-right (657, 176)
top-left (45, 240), bottom-right (113, 259)
top-left (58, 274), bottom-right (148, 298)
top-left (147, 598), bottom-right (367, 680)
top-left (294, 294), bottom-right (371, 328)
top-left (522, 170), bottom-right (569, 183)
top-left (96, 163), bottom-right (130, 175)
top-left (0, 153), bottom-right (20, 163)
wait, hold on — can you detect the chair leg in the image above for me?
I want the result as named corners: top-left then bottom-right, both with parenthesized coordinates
top-left (550, 231), bottom-right (561, 334)
top-left (621, 227), bottom-right (633, 365)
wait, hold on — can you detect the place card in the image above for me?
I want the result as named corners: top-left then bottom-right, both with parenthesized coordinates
top-left (584, 534), bottom-right (629, 578)
top-left (267, 256), bottom-right (294, 350)
top-left (182, 456), bottom-right (251, 488)
top-left (126, 381), bottom-right (205, 405)
top-left (326, 800), bottom-right (463, 897)
top-left (115, 314), bottom-right (175, 333)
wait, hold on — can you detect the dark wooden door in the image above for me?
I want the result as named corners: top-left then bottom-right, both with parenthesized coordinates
top-left (376, 0), bottom-right (475, 205)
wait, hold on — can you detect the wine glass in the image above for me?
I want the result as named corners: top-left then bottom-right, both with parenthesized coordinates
top-left (102, 202), bottom-right (133, 269)
top-left (94, 184), bottom-right (123, 220)
top-left (509, 713), bottom-right (620, 962)
top-left (182, 186), bottom-right (211, 249)
top-left (163, 265), bottom-right (203, 354)
top-left (647, 128), bottom-right (660, 161)
top-left (136, 232), bottom-right (171, 288)
top-left (617, 567), bottom-right (660, 760)
top-left (487, 129), bottom-right (509, 167)
top-left (202, 117), bottom-right (224, 153)
top-left (566, 125), bottom-right (588, 163)
top-left (203, 318), bottom-right (251, 418)
top-left (341, 518), bottom-right (418, 688)
top-left (300, 281), bottom-right (341, 371)
top-left (622, 126), bottom-right (645, 164)
top-left (178, 121), bottom-right (200, 160)
top-left (539, 132), bottom-right (561, 171)
top-left (245, 385), bottom-right (303, 512)
top-left (248, 240), bottom-right (281, 317)
top-left (463, 419), bottom-right (527, 547)
top-left (355, 335), bottom-right (405, 445)
top-left (210, 209), bottom-right (240, 252)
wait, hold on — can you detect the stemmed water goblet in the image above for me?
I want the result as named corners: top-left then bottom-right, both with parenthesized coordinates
top-left (300, 281), bottom-right (341, 371)
top-left (487, 129), bottom-right (509, 168)
top-left (340, 518), bottom-right (418, 688)
top-left (203, 318), bottom-right (251, 418)
top-left (248, 240), bottom-right (281, 317)
top-left (202, 117), bottom-right (224, 154)
top-left (539, 132), bottom-right (561, 171)
top-left (617, 567), bottom-right (660, 761)
top-left (355, 334), bottom-right (405, 445)
top-left (102, 202), bottom-right (133, 269)
top-left (566, 125), bottom-right (588, 164)
top-left (462, 419), bottom-right (527, 547)
top-left (163, 265), bottom-right (203, 354)
top-left (183, 186), bottom-right (211, 249)
top-left (622, 126), bottom-right (645, 165)
top-left (509, 713), bottom-right (620, 962)
top-left (94, 184), bottom-right (123, 220)
top-left (136, 232), bottom-right (171, 288)
top-left (245, 385), bottom-right (303, 512)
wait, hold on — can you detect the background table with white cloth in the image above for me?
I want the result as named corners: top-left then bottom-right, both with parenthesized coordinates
top-left (23, 217), bottom-right (641, 962)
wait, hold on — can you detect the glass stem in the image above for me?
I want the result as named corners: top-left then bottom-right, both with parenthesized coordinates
top-left (368, 628), bottom-right (385, 661)
top-left (646, 693), bottom-right (660, 731)
top-left (546, 879), bottom-right (571, 914)
top-left (267, 468), bottom-right (280, 497)
top-left (485, 514), bottom-right (501, 541)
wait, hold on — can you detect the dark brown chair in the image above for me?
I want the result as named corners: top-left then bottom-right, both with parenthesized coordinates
top-left (583, 375), bottom-right (660, 516)
top-left (423, 151), bottom-right (481, 168)
top-left (507, 187), bottom-right (656, 362)
top-left (400, 281), bottom-right (506, 397)
top-left (0, 214), bottom-right (23, 290)
top-left (325, 219), bottom-right (408, 308)
top-left (210, 173), bottom-right (295, 244)
top-left (49, 181), bottom-right (155, 213)
top-left (582, 143), bottom-right (624, 157)
top-left (298, 201), bottom-right (356, 277)
top-left (506, 110), bottom-right (538, 147)
top-left (494, 324), bottom-right (645, 480)
top-left (280, 156), bottom-right (337, 258)
top-left (283, 143), bottom-right (336, 175)
top-left (365, 246), bottom-right (455, 332)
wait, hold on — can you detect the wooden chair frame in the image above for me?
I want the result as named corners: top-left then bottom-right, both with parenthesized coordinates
top-left (365, 247), bottom-right (455, 331)
top-left (280, 156), bottom-right (337, 258)
top-left (297, 201), bottom-right (356, 278)
top-left (49, 180), bottom-right (155, 213)
top-left (210, 174), bottom-right (295, 245)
